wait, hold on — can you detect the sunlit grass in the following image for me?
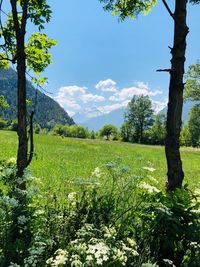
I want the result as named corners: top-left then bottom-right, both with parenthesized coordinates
top-left (0, 130), bottom-right (199, 194)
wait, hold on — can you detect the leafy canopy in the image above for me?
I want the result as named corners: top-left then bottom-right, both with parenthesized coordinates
top-left (125, 95), bottom-right (154, 142)
top-left (185, 61), bottom-right (200, 101)
top-left (99, 0), bottom-right (157, 20)
top-left (0, 0), bottom-right (57, 84)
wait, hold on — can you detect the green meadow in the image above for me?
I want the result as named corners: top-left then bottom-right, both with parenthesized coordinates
top-left (0, 130), bottom-right (199, 193)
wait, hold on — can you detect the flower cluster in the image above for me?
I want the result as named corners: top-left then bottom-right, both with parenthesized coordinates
top-left (46, 224), bottom-right (138, 266)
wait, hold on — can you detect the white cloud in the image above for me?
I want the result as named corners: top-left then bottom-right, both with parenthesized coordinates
top-left (81, 93), bottom-right (105, 103)
top-left (98, 101), bottom-right (129, 114)
top-left (95, 79), bottom-right (118, 92)
top-left (109, 82), bottom-right (162, 101)
top-left (54, 85), bottom-right (105, 114)
top-left (152, 100), bottom-right (168, 113)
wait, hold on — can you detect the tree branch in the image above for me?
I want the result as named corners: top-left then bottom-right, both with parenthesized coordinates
top-left (27, 111), bottom-right (34, 166)
top-left (10, 0), bottom-right (20, 38)
top-left (0, 55), bottom-right (16, 63)
top-left (162, 0), bottom-right (176, 21)
top-left (156, 68), bottom-right (172, 73)
top-left (21, 0), bottom-right (28, 35)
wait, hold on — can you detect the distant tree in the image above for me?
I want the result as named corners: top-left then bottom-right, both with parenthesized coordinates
top-left (99, 0), bottom-right (200, 191)
top-left (188, 104), bottom-right (200, 147)
top-left (90, 130), bottom-right (96, 139)
top-left (0, 95), bottom-right (9, 116)
top-left (9, 119), bottom-right (18, 132)
top-left (180, 124), bottom-right (191, 147)
top-left (52, 124), bottom-right (89, 139)
top-left (0, 118), bottom-right (8, 129)
top-left (120, 121), bottom-right (135, 142)
top-left (150, 113), bottom-right (166, 145)
top-left (100, 124), bottom-right (118, 140)
top-left (125, 95), bottom-right (154, 143)
top-left (52, 124), bottom-right (68, 137)
top-left (72, 125), bottom-right (88, 139)
top-left (185, 61), bottom-right (200, 101)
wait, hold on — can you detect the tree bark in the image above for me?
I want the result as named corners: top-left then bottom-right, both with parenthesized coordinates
top-left (16, 50), bottom-right (27, 181)
top-left (10, 0), bottom-right (28, 184)
top-left (165, 0), bottom-right (189, 190)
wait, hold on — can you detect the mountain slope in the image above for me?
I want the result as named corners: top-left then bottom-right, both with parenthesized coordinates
top-left (160, 101), bottom-right (198, 122)
top-left (0, 68), bottom-right (74, 128)
top-left (76, 108), bottom-right (126, 131)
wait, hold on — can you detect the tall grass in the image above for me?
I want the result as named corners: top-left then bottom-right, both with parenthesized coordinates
top-left (0, 130), bottom-right (199, 196)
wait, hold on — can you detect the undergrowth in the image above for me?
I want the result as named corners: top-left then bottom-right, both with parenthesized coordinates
top-left (0, 158), bottom-right (199, 266)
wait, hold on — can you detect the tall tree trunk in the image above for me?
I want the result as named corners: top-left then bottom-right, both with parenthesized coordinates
top-left (16, 49), bottom-right (27, 183)
top-left (165, 0), bottom-right (189, 190)
top-left (10, 0), bottom-right (28, 183)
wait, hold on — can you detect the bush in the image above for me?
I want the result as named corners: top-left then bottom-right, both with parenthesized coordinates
top-left (9, 119), bottom-right (18, 131)
top-left (0, 118), bottom-right (8, 129)
top-left (52, 124), bottom-right (89, 139)
top-left (0, 160), bottom-right (199, 266)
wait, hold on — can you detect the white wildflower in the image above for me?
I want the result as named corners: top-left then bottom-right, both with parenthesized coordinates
top-left (68, 192), bottom-right (77, 202)
top-left (127, 238), bottom-right (136, 248)
top-left (7, 157), bottom-right (16, 165)
top-left (46, 249), bottom-right (68, 266)
top-left (86, 254), bottom-right (93, 262)
top-left (92, 167), bottom-right (101, 178)
top-left (18, 215), bottom-right (28, 225)
top-left (142, 167), bottom-right (156, 172)
top-left (139, 182), bottom-right (160, 193)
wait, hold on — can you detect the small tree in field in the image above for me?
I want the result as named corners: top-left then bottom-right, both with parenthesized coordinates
top-left (100, 124), bottom-right (118, 140)
top-left (188, 104), bottom-right (200, 147)
top-left (125, 95), bottom-right (154, 143)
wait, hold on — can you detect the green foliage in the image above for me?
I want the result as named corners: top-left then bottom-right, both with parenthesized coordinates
top-left (99, 0), bottom-right (157, 20)
top-left (1, 160), bottom-right (199, 266)
top-left (26, 32), bottom-right (57, 75)
top-left (180, 124), bottom-right (191, 147)
top-left (0, 95), bottom-right (9, 116)
top-left (9, 119), bottom-right (18, 132)
top-left (52, 124), bottom-right (90, 139)
top-left (125, 95), bottom-right (154, 143)
top-left (144, 113), bottom-right (166, 145)
top-left (120, 121), bottom-right (135, 142)
top-left (135, 185), bottom-right (200, 266)
top-left (0, 159), bottom-right (40, 265)
top-left (188, 104), bottom-right (200, 147)
top-left (0, 118), bottom-right (8, 129)
top-left (99, 124), bottom-right (118, 140)
top-left (185, 61), bottom-right (200, 101)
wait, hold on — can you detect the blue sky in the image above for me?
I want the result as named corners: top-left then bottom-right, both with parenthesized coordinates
top-left (4, 1), bottom-right (200, 117)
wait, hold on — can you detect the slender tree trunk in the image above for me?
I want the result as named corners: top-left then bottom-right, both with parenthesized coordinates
top-left (16, 47), bottom-right (27, 182)
top-left (165, 0), bottom-right (189, 190)
top-left (10, 0), bottom-right (28, 184)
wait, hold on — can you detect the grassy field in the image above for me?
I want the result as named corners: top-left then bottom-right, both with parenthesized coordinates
top-left (0, 130), bottom-right (199, 193)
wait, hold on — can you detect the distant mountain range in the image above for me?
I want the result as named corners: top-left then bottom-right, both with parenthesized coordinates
top-left (0, 68), bottom-right (74, 128)
top-left (73, 101), bottom-right (197, 131)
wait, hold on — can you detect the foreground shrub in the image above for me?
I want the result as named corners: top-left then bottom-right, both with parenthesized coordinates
top-left (0, 160), bottom-right (199, 266)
